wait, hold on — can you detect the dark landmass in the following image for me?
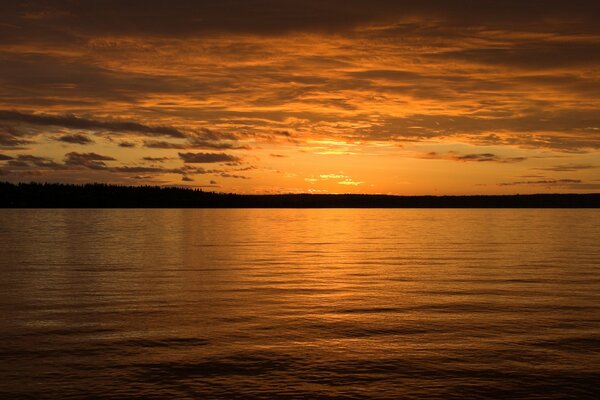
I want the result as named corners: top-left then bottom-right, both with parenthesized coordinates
top-left (1, 182), bottom-right (599, 208)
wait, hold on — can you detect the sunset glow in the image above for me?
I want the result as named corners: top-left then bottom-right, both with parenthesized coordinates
top-left (1, 1), bottom-right (599, 194)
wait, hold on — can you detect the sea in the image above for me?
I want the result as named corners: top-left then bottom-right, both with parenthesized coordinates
top-left (1, 209), bottom-right (599, 399)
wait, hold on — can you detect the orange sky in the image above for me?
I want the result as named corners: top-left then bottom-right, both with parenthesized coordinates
top-left (1, 1), bottom-right (599, 194)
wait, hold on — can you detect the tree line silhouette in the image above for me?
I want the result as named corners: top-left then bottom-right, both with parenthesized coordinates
top-left (1, 182), bottom-right (599, 208)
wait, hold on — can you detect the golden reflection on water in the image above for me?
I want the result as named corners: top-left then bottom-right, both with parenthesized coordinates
top-left (1, 209), bottom-right (600, 398)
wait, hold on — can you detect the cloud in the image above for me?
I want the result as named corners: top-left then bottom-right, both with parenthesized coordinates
top-left (338, 179), bottom-right (364, 186)
top-left (6, 154), bottom-right (64, 169)
top-left (0, 134), bottom-right (32, 148)
top-left (1, 1), bottom-right (599, 191)
top-left (0, 110), bottom-right (186, 138)
top-left (499, 178), bottom-right (600, 190)
top-left (112, 166), bottom-right (172, 174)
top-left (0, 150), bottom-right (253, 184)
top-left (534, 164), bottom-right (598, 172)
top-left (56, 133), bottom-right (94, 145)
top-left (435, 42), bottom-right (600, 70)
top-left (499, 179), bottom-right (582, 186)
top-left (144, 138), bottom-right (249, 150)
top-left (181, 175), bottom-right (193, 182)
top-left (188, 139), bottom-right (250, 150)
top-left (178, 152), bottom-right (240, 163)
top-left (3, 1), bottom-right (598, 39)
top-left (320, 174), bottom-right (347, 179)
top-left (0, 125), bottom-right (34, 148)
top-left (358, 110), bottom-right (600, 149)
top-left (143, 156), bottom-right (170, 162)
top-left (144, 140), bottom-right (186, 149)
top-left (64, 152), bottom-right (116, 169)
top-left (304, 173), bottom-right (363, 186)
top-left (420, 151), bottom-right (527, 163)
top-left (218, 172), bottom-right (250, 179)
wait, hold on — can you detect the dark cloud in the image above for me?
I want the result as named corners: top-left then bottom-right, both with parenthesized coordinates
top-left (534, 164), bottom-right (597, 172)
top-left (179, 152), bottom-right (240, 163)
top-left (0, 125), bottom-right (34, 148)
top-left (111, 165), bottom-right (212, 175)
top-left (112, 166), bottom-right (175, 174)
top-left (1, 1), bottom-right (598, 190)
top-left (270, 153), bottom-right (287, 158)
top-left (219, 173), bottom-right (250, 179)
top-left (456, 154), bottom-right (526, 163)
top-left (3, 151), bottom-right (186, 177)
top-left (188, 139), bottom-right (250, 150)
top-left (5, 160), bottom-right (28, 168)
top-left (420, 152), bottom-right (526, 163)
top-left (0, 53), bottom-right (210, 106)
top-left (2, 1), bottom-right (597, 38)
top-left (143, 156), bottom-right (170, 162)
top-left (499, 179), bottom-right (581, 186)
top-left (358, 109), bottom-right (600, 150)
top-left (498, 178), bottom-right (600, 190)
top-left (435, 42), bottom-right (600, 69)
top-left (0, 110), bottom-right (186, 138)
top-left (512, 74), bottom-right (600, 99)
top-left (6, 154), bottom-right (64, 169)
top-left (144, 140), bottom-right (186, 149)
top-left (471, 133), bottom-right (600, 153)
top-left (1, 151), bottom-right (251, 183)
top-left (144, 138), bottom-right (249, 150)
top-left (181, 175), bottom-right (193, 182)
top-left (210, 180), bottom-right (217, 184)
top-left (234, 165), bottom-right (256, 171)
top-left (0, 134), bottom-right (32, 148)
top-left (56, 133), bottom-right (94, 145)
top-left (364, 110), bottom-right (600, 137)
top-left (348, 70), bottom-right (423, 81)
top-left (191, 127), bottom-right (239, 142)
top-left (64, 152), bottom-right (116, 170)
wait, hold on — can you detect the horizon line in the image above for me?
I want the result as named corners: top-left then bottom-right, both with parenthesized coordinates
top-left (2, 181), bottom-right (600, 198)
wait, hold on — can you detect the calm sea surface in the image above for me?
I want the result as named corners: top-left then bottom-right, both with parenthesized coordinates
top-left (1, 209), bottom-right (599, 399)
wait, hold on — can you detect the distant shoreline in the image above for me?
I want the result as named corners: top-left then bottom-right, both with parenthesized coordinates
top-left (1, 182), bottom-right (599, 208)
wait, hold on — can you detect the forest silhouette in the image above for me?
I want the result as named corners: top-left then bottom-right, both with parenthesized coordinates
top-left (1, 182), bottom-right (599, 208)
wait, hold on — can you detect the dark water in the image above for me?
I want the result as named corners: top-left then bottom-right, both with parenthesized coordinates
top-left (1, 209), bottom-right (599, 399)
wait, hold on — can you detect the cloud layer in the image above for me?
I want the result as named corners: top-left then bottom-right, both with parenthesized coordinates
top-left (0, 1), bottom-right (598, 193)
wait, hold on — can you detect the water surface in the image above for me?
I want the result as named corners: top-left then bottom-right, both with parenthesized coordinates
top-left (1, 209), bottom-right (599, 399)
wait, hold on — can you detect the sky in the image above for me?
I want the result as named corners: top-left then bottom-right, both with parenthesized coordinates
top-left (0, 0), bottom-right (599, 194)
